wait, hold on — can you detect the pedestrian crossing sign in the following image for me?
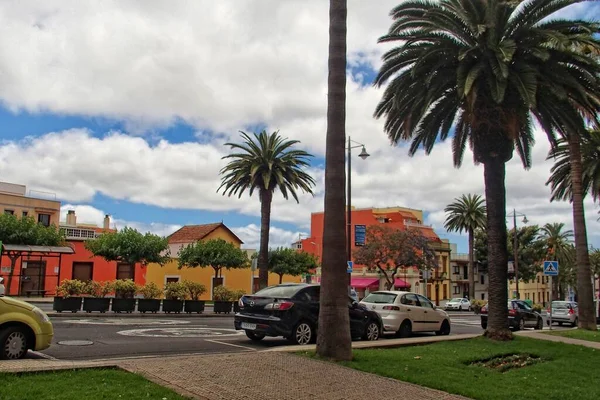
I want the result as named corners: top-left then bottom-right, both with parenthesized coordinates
top-left (543, 261), bottom-right (559, 276)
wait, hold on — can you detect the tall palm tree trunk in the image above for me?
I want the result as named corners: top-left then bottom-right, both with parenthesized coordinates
top-left (468, 227), bottom-right (475, 300)
top-left (483, 158), bottom-right (511, 340)
top-left (258, 189), bottom-right (273, 290)
top-left (568, 134), bottom-right (596, 330)
top-left (316, 0), bottom-right (352, 361)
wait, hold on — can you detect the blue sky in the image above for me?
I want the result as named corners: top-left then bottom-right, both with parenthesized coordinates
top-left (0, 0), bottom-right (598, 253)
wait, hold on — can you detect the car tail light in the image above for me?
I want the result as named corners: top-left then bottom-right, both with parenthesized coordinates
top-left (481, 306), bottom-right (487, 314)
top-left (547, 307), bottom-right (551, 314)
top-left (238, 298), bottom-right (244, 308)
top-left (568, 308), bottom-right (575, 315)
top-left (382, 305), bottom-right (400, 311)
top-left (509, 309), bottom-right (517, 316)
top-left (264, 301), bottom-right (294, 311)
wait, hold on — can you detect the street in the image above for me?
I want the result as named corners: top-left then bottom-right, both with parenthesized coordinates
top-left (34, 312), bottom-right (488, 361)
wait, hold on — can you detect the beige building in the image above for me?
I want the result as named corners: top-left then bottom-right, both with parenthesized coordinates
top-left (449, 243), bottom-right (489, 301)
top-left (509, 273), bottom-right (551, 306)
top-left (0, 182), bottom-right (61, 226)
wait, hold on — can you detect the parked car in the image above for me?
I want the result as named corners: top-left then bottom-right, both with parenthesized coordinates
top-left (0, 277), bottom-right (5, 296)
top-left (234, 283), bottom-right (382, 345)
top-left (359, 291), bottom-right (451, 337)
top-left (444, 298), bottom-right (471, 311)
top-left (480, 300), bottom-right (543, 330)
top-left (0, 296), bottom-right (53, 359)
top-left (547, 301), bottom-right (578, 327)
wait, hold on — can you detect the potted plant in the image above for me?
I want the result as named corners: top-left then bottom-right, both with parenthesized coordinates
top-left (163, 282), bottom-right (185, 313)
top-left (183, 280), bottom-right (207, 314)
top-left (112, 279), bottom-right (137, 313)
top-left (82, 281), bottom-right (112, 313)
top-left (213, 285), bottom-right (233, 314)
top-left (137, 282), bottom-right (162, 313)
top-left (53, 279), bottom-right (85, 313)
top-left (231, 289), bottom-right (246, 313)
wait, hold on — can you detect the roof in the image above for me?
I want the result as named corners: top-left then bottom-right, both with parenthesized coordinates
top-left (167, 223), bottom-right (244, 244)
top-left (1, 244), bottom-right (75, 254)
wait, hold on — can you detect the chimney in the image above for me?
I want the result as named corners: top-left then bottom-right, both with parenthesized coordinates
top-left (103, 214), bottom-right (110, 230)
top-left (66, 210), bottom-right (77, 226)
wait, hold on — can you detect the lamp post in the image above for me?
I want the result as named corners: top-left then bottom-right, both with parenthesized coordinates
top-left (507, 209), bottom-right (528, 299)
top-left (346, 136), bottom-right (370, 293)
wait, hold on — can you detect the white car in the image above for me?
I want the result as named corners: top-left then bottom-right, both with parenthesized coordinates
top-left (0, 277), bottom-right (4, 296)
top-left (360, 291), bottom-right (451, 337)
top-left (444, 298), bottom-right (471, 311)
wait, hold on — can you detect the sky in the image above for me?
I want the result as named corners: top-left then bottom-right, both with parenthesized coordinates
top-left (0, 0), bottom-right (599, 253)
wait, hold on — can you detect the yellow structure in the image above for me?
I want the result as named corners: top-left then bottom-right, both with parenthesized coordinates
top-left (144, 223), bottom-right (301, 300)
top-left (509, 272), bottom-right (551, 306)
top-left (0, 182), bottom-right (60, 226)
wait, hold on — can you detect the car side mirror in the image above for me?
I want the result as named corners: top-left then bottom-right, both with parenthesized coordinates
top-left (351, 301), bottom-right (359, 309)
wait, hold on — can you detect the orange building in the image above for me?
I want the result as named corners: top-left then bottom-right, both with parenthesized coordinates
top-left (295, 206), bottom-right (451, 304)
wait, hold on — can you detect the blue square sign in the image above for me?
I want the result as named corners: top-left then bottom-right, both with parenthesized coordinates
top-left (543, 261), bottom-right (559, 276)
top-left (347, 261), bottom-right (353, 274)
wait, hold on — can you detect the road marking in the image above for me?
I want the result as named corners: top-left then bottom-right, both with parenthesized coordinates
top-left (117, 327), bottom-right (244, 338)
top-left (29, 351), bottom-right (58, 360)
top-left (59, 318), bottom-right (193, 326)
top-left (205, 339), bottom-right (256, 351)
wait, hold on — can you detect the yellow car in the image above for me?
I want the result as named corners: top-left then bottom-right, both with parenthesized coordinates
top-left (0, 296), bottom-right (53, 359)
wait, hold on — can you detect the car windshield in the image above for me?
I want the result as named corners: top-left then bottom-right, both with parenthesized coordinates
top-left (253, 285), bottom-right (305, 298)
top-left (362, 292), bottom-right (397, 304)
top-left (450, 298), bottom-right (463, 302)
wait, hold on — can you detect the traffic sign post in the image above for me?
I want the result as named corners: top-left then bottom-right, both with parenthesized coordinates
top-left (347, 261), bottom-right (353, 274)
top-left (543, 261), bottom-right (559, 330)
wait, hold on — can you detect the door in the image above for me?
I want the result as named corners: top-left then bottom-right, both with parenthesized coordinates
top-left (299, 286), bottom-right (320, 326)
top-left (19, 261), bottom-right (46, 296)
top-left (401, 293), bottom-right (425, 331)
top-left (515, 301), bottom-right (536, 327)
top-left (72, 262), bottom-right (93, 281)
top-left (416, 294), bottom-right (441, 331)
top-left (348, 297), bottom-right (365, 337)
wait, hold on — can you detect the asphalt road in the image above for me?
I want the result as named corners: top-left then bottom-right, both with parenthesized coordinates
top-left (32, 312), bottom-right (486, 361)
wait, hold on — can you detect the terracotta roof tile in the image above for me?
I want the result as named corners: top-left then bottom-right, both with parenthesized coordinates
top-left (168, 223), bottom-right (243, 244)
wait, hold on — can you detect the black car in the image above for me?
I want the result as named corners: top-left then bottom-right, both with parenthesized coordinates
top-left (234, 283), bottom-right (383, 345)
top-left (480, 300), bottom-right (543, 330)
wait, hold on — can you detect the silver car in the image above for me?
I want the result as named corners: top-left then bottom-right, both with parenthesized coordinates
top-left (548, 301), bottom-right (578, 327)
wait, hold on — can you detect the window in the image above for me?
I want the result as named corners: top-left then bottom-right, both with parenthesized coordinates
top-left (453, 286), bottom-right (461, 294)
top-left (254, 284), bottom-right (302, 298)
top-left (537, 276), bottom-right (540, 283)
top-left (72, 262), bottom-right (93, 281)
top-left (400, 293), bottom-right (419, 306)
top-left (165, 276), bottom-right (180, 284)
top-left (4, 209), bottom-right (14, 215)
top-left (116, 263), bottom-right (134, 280)
top-left (38, 213), bottom-right (51, 227)
top-left (22, 211), bottom-right (28, 217)
top-left (298, 286), bottom-right (320, 302)
top-left (416, 294), bottom-right (434, 309)
top-left (364, 292), bottom-right (397, 304)
top-left (480, 274), bottom-right (485, 285)
top-left (481, 293), bottom-right (485, 300)
top-left (453, 266), bottom-right (459, 274)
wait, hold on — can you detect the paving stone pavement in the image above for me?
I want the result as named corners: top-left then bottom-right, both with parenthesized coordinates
top-left (120, 352), bottom-right (471, 400)
top-left (516, 330), bottom-right (600, 349)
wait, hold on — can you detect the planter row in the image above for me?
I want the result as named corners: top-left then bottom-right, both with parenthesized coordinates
top-left (53, 297), bottom-right (238, 314)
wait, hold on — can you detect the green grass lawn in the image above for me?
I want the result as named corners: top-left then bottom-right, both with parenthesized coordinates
top-left (545, 328), bottom-right (600, 343)
top-left (310, 337), bottom-right (600, 400)
top-left (0, 368), bottom-right (188, 400)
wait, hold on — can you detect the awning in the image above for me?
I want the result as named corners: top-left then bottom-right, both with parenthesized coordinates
top-left (1, 244), bottom-right (75, 254)
top-left (394, 278), bottom-right (411, 289)
top-left (351, 277), bottom-right (379, 289)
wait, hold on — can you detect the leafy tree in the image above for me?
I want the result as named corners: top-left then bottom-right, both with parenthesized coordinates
top-left (507, 225), bottom-right (546, 282)
top-left (373, 0), bottom-right (600, 339)
top-left (590, 247), bottom-right (600, 276)
top-left (354, 225), bottom-right (438, 290)
top-left (0, 214), bottom-right (65, 294)
top-left (267, 248), bottom-right (318, 284)
top-left (85, 227), bottom-right (170, 267)
top-left (444, 194), bottom-right (486, 299)
top-left (177, 238), bottom-right (249, 289)
top-left (218, 130), bottom-right (315, 292)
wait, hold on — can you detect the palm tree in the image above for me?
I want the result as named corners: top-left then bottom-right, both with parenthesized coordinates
top-left (218, 130), bottom-right (315, 290)
top-left (444, 194), bottom-right (487, 300)
top-left (539, 223), bottom-right (575, 301)
top-left (373, 0), bottom-right (600, 340)
top-left (316, 0), bottom-right (353, 362)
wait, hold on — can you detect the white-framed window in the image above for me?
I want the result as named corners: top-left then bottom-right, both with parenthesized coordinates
top-left (164, 275), bottom-right (181, 285)
top-left (453, 286), bottom-right (461, 294)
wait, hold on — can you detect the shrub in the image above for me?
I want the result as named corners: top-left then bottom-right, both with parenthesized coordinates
top-left (56, 279), bottom-right (85, 298)
top-left (83, 281), bottom-right (113, 298)
top-left (471, 299), bottom-right (487, 314)
top-left (532, 303), bottom-right (543, 313)
top-left (230, 289), bottom-right (246, 301)
top-left (138, 282), bottom-right (162, 299)
top-left (182, 280), bottom-right (207, 301)
top-left (213, 285), bottom-right (233, 301)
top-left (164, 282), bottom-right (186, 300)
top-left (113, 279), bottom-right (137, 299)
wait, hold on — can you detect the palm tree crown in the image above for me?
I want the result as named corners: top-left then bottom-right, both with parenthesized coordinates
top-left (546, 130), bottom-right (600, 202)
top-left (218, 130), bottom-right (315, 201)
top-left (539, 222), bottom-right (574, 264)
top-left (444, 194), bottom-right (487, 234)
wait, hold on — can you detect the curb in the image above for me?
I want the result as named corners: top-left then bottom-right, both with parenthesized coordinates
top-left (48, 312), bottom-right (234, 318)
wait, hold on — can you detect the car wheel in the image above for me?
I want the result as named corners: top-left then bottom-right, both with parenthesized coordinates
top-left (397, 320), bottom-right (412, 338)
top-left (535, 318), bottom-right (543, 330)
top-left (245, 330), bottom-right (266, 341)
top-left (572, 318), bottom-right (578, 328)
top-left (291, 321), bottom-right (313, 345)
top-left (459, 305), bottom-right (463, 312)
top-left (0, 327), bottom-right (29, 360)
top-left (436, 320), bottom-right (451, 336)
top-left (362, 321), bottom-right (380, 341)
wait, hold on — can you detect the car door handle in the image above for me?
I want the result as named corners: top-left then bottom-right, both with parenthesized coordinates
top-left (407, 308), bottom-right (411, 311)
top-left (424, 311), bottom-right (428, 314)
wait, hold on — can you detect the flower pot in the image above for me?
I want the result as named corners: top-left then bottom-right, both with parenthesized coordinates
top-left (83, 297), bottom-right (110, 313)
top-left (53, 296), bottom-right (82, 313)
top-left (112, 298), bottom-right (136, 313)
top-left (138, 299), bottom-right (161, 313)
top-left (162, 299), bottom-right (184, 313)
top-left (213, 300), bottom-right (233, 314)
top-left (233, 301), bottom-right (240, 313)
top-left (184, 300), bottom-right (205, 314)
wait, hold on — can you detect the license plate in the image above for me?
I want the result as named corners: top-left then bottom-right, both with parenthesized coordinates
top-left (241, 322), bottom-right (256, 330)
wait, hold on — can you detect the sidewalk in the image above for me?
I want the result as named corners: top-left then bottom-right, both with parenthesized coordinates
top-left (516, 330), bottom-right (600, 349)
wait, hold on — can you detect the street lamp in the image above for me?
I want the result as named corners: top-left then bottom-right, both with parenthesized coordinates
top-left (507, 209), bottom-right (528, 299)
top-left (347, 136), bottom-right (370, 292)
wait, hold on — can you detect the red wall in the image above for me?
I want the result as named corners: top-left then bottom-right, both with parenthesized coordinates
top-left (0, 240), bottom-right (146, 297)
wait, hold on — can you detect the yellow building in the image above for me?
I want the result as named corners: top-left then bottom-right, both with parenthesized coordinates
top-left (509, 272), bottom-right (551, 306)
top-left (0, 181), bottom-right (60, 226)
top-left (144, 222), bottom-right (301, 300)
